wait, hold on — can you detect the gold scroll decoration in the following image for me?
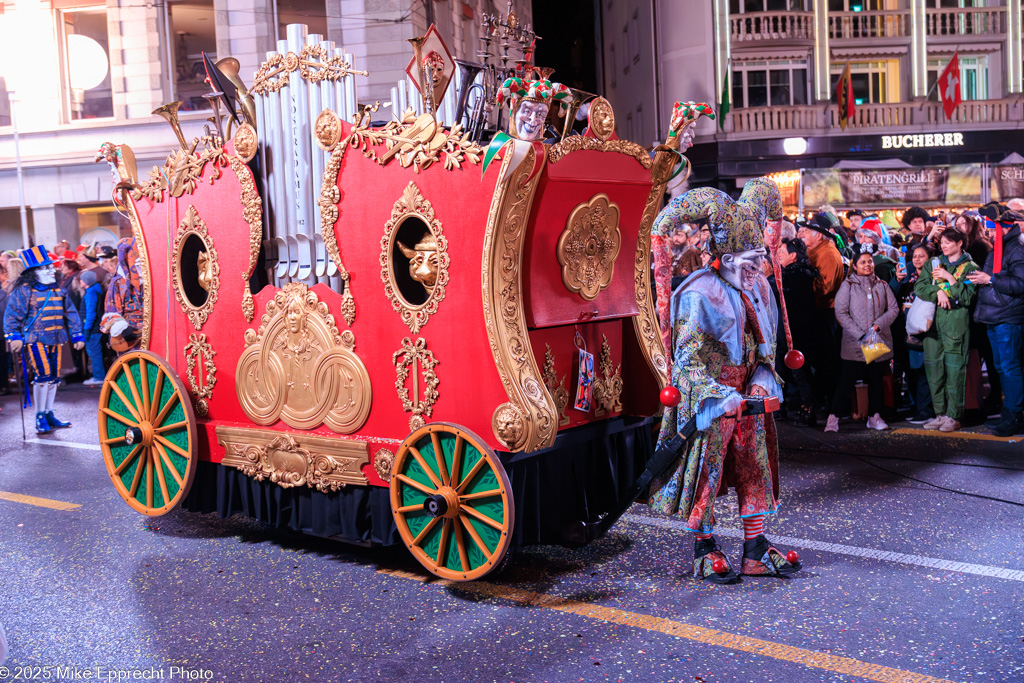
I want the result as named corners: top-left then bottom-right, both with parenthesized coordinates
top-left (546, 137), bottom-right (652, 169)
top-left (171, 205), bottom-right (220, 330)
top-left (481, 144), bottom-right (557, 453)
top-left (541, 344), bottom-right (570, 427)
top-left (591, 334), bottom-right (623, 417)
top-left (217, 425), bottom-right (369, 492)
top-left (225, 153), bottom-right (264, 323)
top-left (235, 282), bottom-right (372, 433)
top-left (132, 146), bottom-right (230, 203)
top-left (184, 333), bottom-right (217, 417)
top-left (251, 45), bottom-right (370, 97)
top-left (393, 337), bottom-right (440, 432)
top-left (556, 193), bottom-right (621, 301)
top-left (108, 144), bottom-right (153, 350)
top-left (380, 182), bottom-right (450, 334)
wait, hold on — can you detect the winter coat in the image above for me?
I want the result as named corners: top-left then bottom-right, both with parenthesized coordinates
top-left (914, 252), bottom-right (978, 341)
top-left (973, 224), bottom-right (1024, 325)
top-left (834, 273), bottom-right (898, 363)
top-left (807, 239), bottom-right (844, 309)
top-left (80, 283), bottom-right (104, 334)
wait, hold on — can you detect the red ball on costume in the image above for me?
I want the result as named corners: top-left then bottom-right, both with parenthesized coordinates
top-left (786, 550), bottom-right (800, 564)
top-left (660, 386), bottom-right (682, 407)
top-left (784, 349), bottom-right (805, 370)
top-left (711, 559), bottom-right (728, 574)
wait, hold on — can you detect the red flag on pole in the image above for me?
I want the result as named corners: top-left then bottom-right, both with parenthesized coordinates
top-left (836, 62), bottom-right (855, 131)
top-left (937, 52), bottom-right (962, 120)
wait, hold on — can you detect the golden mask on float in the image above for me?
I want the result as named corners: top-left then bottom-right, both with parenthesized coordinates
top-left (397, 233), bottom-right (440, 293)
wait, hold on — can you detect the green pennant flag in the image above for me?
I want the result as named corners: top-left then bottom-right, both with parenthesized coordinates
top-left (719, 72), bottom-right (730, 131)
top-left (482, 131), bottom-right (512, 176)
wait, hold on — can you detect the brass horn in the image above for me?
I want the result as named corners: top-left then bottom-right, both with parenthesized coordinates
top-left (215, 57), bottom-right (258, 129)
top-left (453, 58), bottom-right (485, 129)
top-left (152, 101), bottom-right (189, 152)
top-left (560, 87), bottom-right (597, 140)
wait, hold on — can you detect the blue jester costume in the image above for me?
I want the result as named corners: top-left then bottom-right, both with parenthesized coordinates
top-left (4, 245), bottom-right (85, 433)
top-left (649, 178), bottom-right (802, 584)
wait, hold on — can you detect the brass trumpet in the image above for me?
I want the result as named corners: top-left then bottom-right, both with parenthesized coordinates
top-left (215, 57), bottom-right (258, 130)
top-left (152, 101), bottom-right (189, 152)
top-left (560, 87), bottom-right (597, 140)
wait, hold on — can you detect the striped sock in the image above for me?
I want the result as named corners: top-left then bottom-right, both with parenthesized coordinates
top-left (694, 532), bottom-right (712, 541)
top-left (742, 515), bottom-right (765, 540)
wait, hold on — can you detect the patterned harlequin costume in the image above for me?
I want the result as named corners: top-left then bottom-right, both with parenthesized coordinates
top-left (104, 237), bottom-right (144, 333)
top-left (650, 178), bottom-right (802, 584)
top-left (3, 245), bottom-right (85, 433)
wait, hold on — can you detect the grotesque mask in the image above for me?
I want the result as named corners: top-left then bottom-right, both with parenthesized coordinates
top-left (423, 52), bottom-right (444, 89)
top-left (37, 264), bottom-right (57, 286)
top-left (513, 100), bottom-right (550, 142)
top-left (398, 233), bottom-right (440, 292)
top-left (197, 250), bottom-right (213, 293)
top-left (718, 248), bottom-right (767, 292)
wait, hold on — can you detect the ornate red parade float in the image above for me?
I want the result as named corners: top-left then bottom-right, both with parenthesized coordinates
top-left (97, 17), bottom-right (696, 580)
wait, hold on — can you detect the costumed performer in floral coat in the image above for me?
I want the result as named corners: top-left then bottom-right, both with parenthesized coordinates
top-left (4, 245), bottom-right (85, 434)
top-left (649, 178), bottom-right (802, 584)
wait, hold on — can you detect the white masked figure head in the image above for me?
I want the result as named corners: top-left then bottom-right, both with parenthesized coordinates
top-left (718, 248), bottom-right (768, 291)
top-left (37, 264), bottom-right (57, 285)
top-left (497, 76), bottom-right (572, 142)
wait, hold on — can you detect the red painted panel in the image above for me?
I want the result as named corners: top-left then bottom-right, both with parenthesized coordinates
top-left (523, 150), bottom-right (653, 328)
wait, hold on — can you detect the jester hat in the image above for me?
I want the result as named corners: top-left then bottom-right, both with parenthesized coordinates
top-left (496, 77), bottom-right (572, 114)
top-left (654, 178), bottom-right (783, 257)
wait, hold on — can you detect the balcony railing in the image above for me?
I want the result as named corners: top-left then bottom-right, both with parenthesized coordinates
top-left (828, 10), bottom-right (910, 40)
top-left (730, 11), bottom-right (814, 42)
top-left (926, 7), bottom-right (1006, 36)
top-left (726, 98), bottom-right (1022, 137)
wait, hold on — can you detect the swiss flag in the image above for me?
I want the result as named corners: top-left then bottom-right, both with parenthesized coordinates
top-left (937, 52), bottom-right (961, 120)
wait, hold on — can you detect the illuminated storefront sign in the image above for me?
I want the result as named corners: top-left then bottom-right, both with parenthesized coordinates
top-left (881, 133), bottom-right (964, 149)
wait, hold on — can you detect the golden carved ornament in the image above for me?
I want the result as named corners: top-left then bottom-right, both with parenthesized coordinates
top-left (132, 145), bottom-right (230, 203)
top-left (107, 144), bottom-right (153, 350)
top-left (225, 153), bottom-right (264, 323)
top-left (235, 282), bottom-right (372, 433)
top-left (492, 402), bottom-right (527, 451)
top-left (251, 46), bottom-right (370, 97)
top-left (380, 182), bottom-right (450, 334)
top-left (541, 344), bottom-right (570, 427)
top-left (588, 97), bottom-right (616, 142)
top-left (547, 137), bottom-right (652, 169)
top-left (480, 143), bottom-right (557, 453)
top-left (373, 448), bottom-right (395, 483)
top-left (317, 132), bottom-right (359, 327)
top-left (232, 123), bottom-right (258, 163)
top-left (591, 335), bottom-right (624, 417)
top-left (171, 205), bottom-right (220, 330)
top-left (184, 333), bottom-right (217, 417)
top-left (393, 337), bottom-right (440, 432)
top-left (217, 426), bottom-right (370, 492)
top-left (557, 193), bottom-right (622, 301)
top-left (349, 108), bottom-right (482, 173)
top-left (630, 150), bottom-right (678, 387)
top-left (315, 109), bottom-right (343, 151)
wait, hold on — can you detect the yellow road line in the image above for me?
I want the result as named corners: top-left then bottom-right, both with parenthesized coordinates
top-left (379, 568), bottom-right (958, 683)
top-left (889, 428), bottom-right (1019, 443)
top-left (0, 490), bottom-right (80, 511)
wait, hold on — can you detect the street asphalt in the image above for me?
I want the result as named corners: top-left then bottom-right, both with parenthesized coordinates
top-left (0, 384), bottom-right (1022, 682)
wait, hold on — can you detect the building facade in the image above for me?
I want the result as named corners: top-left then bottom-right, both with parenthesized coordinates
top-left (0, 0), bottom-right (528, 251)
top-left (600, 0), bottom-right (1024, 211)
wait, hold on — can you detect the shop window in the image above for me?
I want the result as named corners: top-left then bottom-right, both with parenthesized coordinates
top-left (277, 0), bottom-right (328, 40)
top-left (167, 0), bottom-right (216, 112)
top-left (731, 60), bottom-right (810, 108)
top-left (61, 7), bottom-right (113, 120)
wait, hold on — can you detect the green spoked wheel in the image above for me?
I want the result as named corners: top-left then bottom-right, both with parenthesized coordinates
top-left (391, 423), bottom-right (514, 581)
top-left (98, 350), bottom-right (198, 516)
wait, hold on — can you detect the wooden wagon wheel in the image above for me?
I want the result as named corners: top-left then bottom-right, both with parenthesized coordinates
top-left (98, 350), bottom-right (198, 516)
top-left (391, 422), bottom-right (514, 581)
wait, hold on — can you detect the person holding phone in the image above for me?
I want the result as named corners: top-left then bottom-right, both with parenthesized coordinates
top-left (914, 228), bottom-right (979, 432)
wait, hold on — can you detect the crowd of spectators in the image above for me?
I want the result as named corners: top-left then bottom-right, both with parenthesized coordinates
top-left (664, 198), bottom-right (1024, 436)
top-left (0, 238), bottom-right (143, 390)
